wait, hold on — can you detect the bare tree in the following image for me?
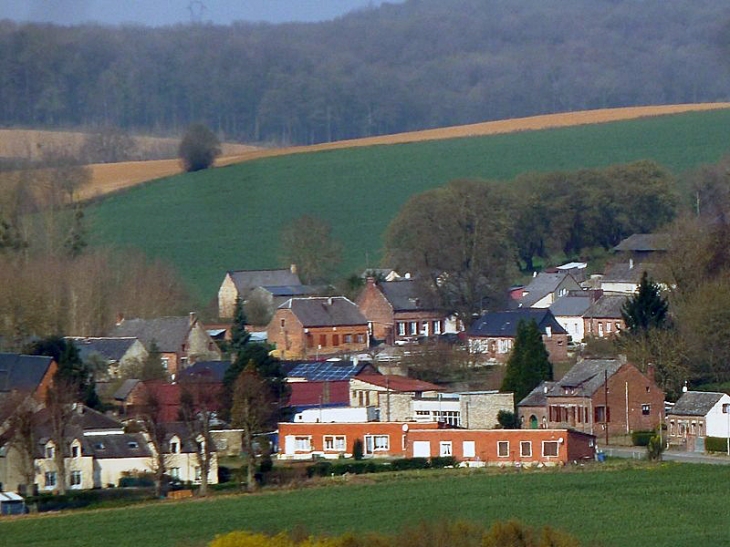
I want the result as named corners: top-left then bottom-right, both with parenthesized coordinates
top-left (45, 379), bottom-right (77, 495)
top-left (230, 364), bottom-right (275, 491)
top-left (137, 388), bottom-right (170, 498)
top-left (179, 376), bottom-right (221, 496)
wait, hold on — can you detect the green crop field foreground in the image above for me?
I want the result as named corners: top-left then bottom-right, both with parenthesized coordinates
top-left (1, 463), bottom-right (730, 547)
top-left (87, 109), bottom-right (730, 304)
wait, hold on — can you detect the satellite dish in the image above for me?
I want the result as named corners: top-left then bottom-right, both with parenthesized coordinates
top-left (402, 424), bottom-right (409, 432)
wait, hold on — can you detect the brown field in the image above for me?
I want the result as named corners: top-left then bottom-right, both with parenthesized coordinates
top-left (6, 103), bottom-right (730, 200)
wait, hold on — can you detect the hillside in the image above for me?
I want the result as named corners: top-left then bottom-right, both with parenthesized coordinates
top-left (86, 107), bottom-right (730, 304)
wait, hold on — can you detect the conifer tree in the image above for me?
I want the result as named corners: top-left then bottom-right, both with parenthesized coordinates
top-left (621, 271), bottom-right (669, 334)
top-left (500, 320), bottom-right (553, 404)
top-left (229, 297), bottom-right (250, 359)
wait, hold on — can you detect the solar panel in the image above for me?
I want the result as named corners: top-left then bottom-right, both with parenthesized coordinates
top-left (287, 361), bottom-right (362, 382)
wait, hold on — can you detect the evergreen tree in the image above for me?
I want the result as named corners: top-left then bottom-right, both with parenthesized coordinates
top-left (140, 340), bottom-right (167, 381)
top-left (500, 320), bottom-right (553, 404)
top-left (230, 297), bottom-right (251, 359)
top-left (621, 271), bottom-right (669, 334)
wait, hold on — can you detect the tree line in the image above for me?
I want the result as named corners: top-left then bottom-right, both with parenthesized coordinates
top-left (0, 0), bottom-right (729, 145)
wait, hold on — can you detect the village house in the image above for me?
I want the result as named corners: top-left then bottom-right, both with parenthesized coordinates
top-left (514, 272), bottom-right (582, 309)
top-left (278, 421), bottom-right (595, 465)
top-left (110, 313), bottom-right (222, 379)
top-left (0, 353), bottom-right (58, 410)
top-left (356, 277), bottom-right (455, 344)
top-left (613, 233), bottom-right (670, 264)
top-left (67, 336), bottom-right (148, 380)
top-left (349, 374), bottom-right (444, 419)
top-left (268, 297), bottom-right (369, 360)
top-left (582, 293), bottom-right (628, 339)
top-left (518, 358), bottom-right (664, 442)
top-left (549, 294), bottom-right (592, 343)
top-left (666, 390), bottom-right (730, 452)
top-left (217, 266), bottom-right (301, 319)
top-left (467, 309), bottom-right (569, 363)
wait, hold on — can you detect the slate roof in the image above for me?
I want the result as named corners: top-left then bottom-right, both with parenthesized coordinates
top-left (113, 379), bottom-right (141, 401)
top-left (613, 233), bottom-right (670, 253)
top-left (601, 262), bottom-right (659, 284)
top-left (228, 269), bottom-right (301, 294)
top-left (548, 359), bottom-right (624, 397)
top-left (468, 309), bottom-right (567, 338)
top-left (259, 285), bottom-right (322, 297)
top-left (86, 433), bottom-right (152, 460)
top-left (583, 294), bottom-right (628, 319)
top-left (518, 381), bottom-right (558, 407)
top-left (0, 353), bottom-right (54, 393)
top-left (67, 337), bottom-right (140, 363)
top-left (519, 273), bottom-right (579, 308)
top-left (354, 374), bottom-right (444, 393)
top-left (110, 317), bottom-right (192, 353)
top-left (379, 280), bottom-right (439, 312)
top-left (667, 391), bottom-right (726, 416)
top-left (286, 360), bottom-right (376, 381)
top-left (280, 297), bottom-right (367, 327)
top-left (549, 295), bottom-right (592, 317)
top-left (179, 360), bottom-right (231, 382)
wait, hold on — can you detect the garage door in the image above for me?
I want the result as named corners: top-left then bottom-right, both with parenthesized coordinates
top-left (412, 440), bottom-right (431, 458)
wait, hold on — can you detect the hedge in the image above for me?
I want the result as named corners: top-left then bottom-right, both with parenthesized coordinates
top-left (705, 436), bottom-right (730, 453)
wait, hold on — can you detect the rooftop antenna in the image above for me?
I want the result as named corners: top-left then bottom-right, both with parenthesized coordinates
top-left (188, 1), bottom-right (207, 24)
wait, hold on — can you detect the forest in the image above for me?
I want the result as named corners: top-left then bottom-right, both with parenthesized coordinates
top-left (0, 0), bottom-right (729, 145)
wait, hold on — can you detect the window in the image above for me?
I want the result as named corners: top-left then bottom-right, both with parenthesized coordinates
top-left (70, 470), bottom-right (82, 487)
top-left (356, 334), bottom-right (365, 344)
top-left (280, 318), bottom-right (285, 328)
top-left (161, 357), bottom-right (170, 370)
top-left (170, 467), bottom-right (180, 480)
top-left (641, 404), bottom-right (651, 416)
top-left (324, 435), bottom-right (346, 451)
top-left (520, 441), bottom-right (532, 457)
top-left (439, 441), bottom-right (452, 457)
top-left (45, 444), bottom-right (55, 459)
top-left (606, 322), bottom-right (612, 333)
top-left (344, 334), bottom-right (352, 344)
top-left (398, 322), bottom-right (406, 336)
top-left (170, 439), bottom-right (180, 454)
top-left (542, 441), bottom-right (559, 457)
top-left (497, 441), bottom-right (509, 458)
top-left (332, 334), bottom-right (340, 346)
top-left (319, 334), bottom-right (327, 347)
top-left (594, 406), bottom-right (610, 423)
top-left (365, 435), bottom-right (389, 453)
top-left (409, 321), bottom-right (418, 335)
top-left (432, 320), bottom-right (442, 335)
top-left (128, 441), bottom-right (139, 449)
top-left (463, 441), bottom-right (476, 458)
top-left (71, 444), bottom-right (80, 458)
top-left (294, 436), bottom-right (311, 451)
top-left (44, 471), bottom-right (57, 488)
top-left (598, 323), bottom-right (604, 337)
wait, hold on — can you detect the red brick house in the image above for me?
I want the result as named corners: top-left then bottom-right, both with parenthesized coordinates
top-left (268, 297), bottom-right (369, 360)
top-left (467, 309), bottom-right (569, 363)
top-left (356, 278), bottom-right (450, 344)
top-left (518, 358), bottom-right (664, 442)
top-left (583, 293), bottom-right (628, 339)
top-left (0, 353), bottom-right (58, 405)
top-left (278, 421), bottom-right (595, 465)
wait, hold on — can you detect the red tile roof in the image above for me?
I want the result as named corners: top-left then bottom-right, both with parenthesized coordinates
top-left (354, 374), bottom-right (443, 393)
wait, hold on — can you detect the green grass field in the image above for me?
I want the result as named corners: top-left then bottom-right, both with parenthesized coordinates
top-left (2, 463), bottom-right (729, 547)
top-left (87, 109), bottom-right (730, 304)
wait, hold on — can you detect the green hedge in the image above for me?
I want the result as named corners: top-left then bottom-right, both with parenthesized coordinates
top-left (631, 430), bottom-right (655, 447)
top-left (306, 457), bottom-right (458, 477)
top-left (705, 437), bottom-right (730, 453)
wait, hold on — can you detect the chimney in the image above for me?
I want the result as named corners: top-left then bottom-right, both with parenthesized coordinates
top-left (682, 380), bottom-right (688, 393)
top-left (189, 311), bottom-right (197, 327)
top-left (366, 276), bottom-right (376, 288)
top-left (115, 312), bottom-right (125, 326)
top-left (629, 258), bottom-right (634, 270)
top-left (646, 363), bottom-right (656, 384)
top-left (290, 263), bottom-right (297, 274)
top-left (327, 297), bottom-right (333, 306)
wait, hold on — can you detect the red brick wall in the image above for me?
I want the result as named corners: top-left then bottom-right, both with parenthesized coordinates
top-left (356, 279), bottom-right (394, 342)
top-left (584, 318), bottom-right (625, 339)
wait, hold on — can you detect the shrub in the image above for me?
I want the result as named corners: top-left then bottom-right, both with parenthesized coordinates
top-left (631, 430), bottom-right (655, 447)
top-left (389, 458), bottom-right (430, 471)
top-left (429, 456), bottom-right (457, 469)
top-left (705, 436), bottom-right (730, 453)
top-left (497, 410), bottom-right (521, 429)
top-left (352, 438), bottom-right (364, 460)
top-left (178, 123), bottom-right (221, 172)
top-left (646, 433), bottom-right (664, 462)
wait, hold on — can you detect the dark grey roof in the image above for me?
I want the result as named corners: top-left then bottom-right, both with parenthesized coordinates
top-left (601, 262), bottom-right (658, 284)
top-left (280, 297), bottom-right (367, 327)
top-left (113, 379), bottom-right (141, 401)
top-left (87, 433), bottom-right (152, 459)
top-left (549, 295), bottom-right (592, 317)
top-left (468, 309), bottom-right (567, 337)
top-left (517, 381), bottom-right (557, 407)
top-left (519, 273), bottom-right (580, 308)
top-left (163, 422), bottom-right (213, 453)
top-left (179, 360), bottom-right (231, 382)
top-left (110, 317), bottom-right (191, 353)
top-left (549, 359), bottom-right (623, 397)
top-left (380, 280), bottom-right (438, 312)
top-left (228, 269), bottom-right (301, 294)
top-left (613, 233), bottom-right (670, 253)
top-left (260, 285), bottom-right (322, 297)
top-left (668, 391), bottom-right (726, 417)
top-left (0, 353), bottom-right (54, 393)
top-left (583, 294), bottom-right (628, 319)
top-left (67, 337), bottom-right (140, 363)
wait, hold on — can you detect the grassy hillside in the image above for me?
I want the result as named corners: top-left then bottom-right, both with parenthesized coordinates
top-left (88, 109), bottom-right (730, 304)
top-left (1, 463), bottom-right (729, 547)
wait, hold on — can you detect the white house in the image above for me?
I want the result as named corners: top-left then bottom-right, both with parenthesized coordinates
top-left (667, 391), bottom-right (730, 451)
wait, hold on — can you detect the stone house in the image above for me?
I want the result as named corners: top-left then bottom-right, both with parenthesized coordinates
top-left (267, 297), bottom-right (369, 360)
top-left (666, 391), bottom-right (730, 452)
top-left (583, 293), bottom-right (628, 339)
top-left (349, 374), bottom-right (444, 418)
top-left (467, 309), bottom-right (569, 363)
top-left (217, 266), bottom-right (301, 319)
top-left (67, 336), bottom-right (148, 380)
top-left (110, 313), bottom-right (222, 379)
top-left (519, 358), bottom-right (664, 442)
top-left (356, 278), bottom-right (454, 344)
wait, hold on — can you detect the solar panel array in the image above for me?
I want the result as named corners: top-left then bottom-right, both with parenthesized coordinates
top-left (287, 361), bottom-right (362, 381)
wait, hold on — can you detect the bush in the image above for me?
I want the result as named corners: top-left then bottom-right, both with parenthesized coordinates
top-left (178, 123), bottom-right (221, 172)
top-left (705, 436), bottom-right (730, 453)
top-left (631, 430), bottom-right (655, 447)
top-left (430, 456), bottom-right (457, 469)
top-left (352, 438), bottom-right (364, 460)
top-left (497, 410), bottom-right (521, 429)
top-left (646, 433), bottom-right (664, 462)
top-left (389, 458), bottom-right (430, 471)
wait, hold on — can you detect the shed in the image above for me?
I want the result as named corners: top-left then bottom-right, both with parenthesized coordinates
top-left (0, 491), bottom-right (26, 515)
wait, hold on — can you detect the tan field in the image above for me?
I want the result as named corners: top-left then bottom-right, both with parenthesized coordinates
top-left (5, 103), bottom-right (730, 201)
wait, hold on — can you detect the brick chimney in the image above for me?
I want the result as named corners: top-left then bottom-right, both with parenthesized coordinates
top-left (646, 362), bottom-right (656, 384)
top-left (189, 311), bottom-right (197, 327)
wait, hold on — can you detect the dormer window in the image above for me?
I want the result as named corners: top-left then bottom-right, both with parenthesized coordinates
top-left (128, 441), bottom-right (139, 449)
top-left (45, 444), bottom-right (55, 459)
top-left (71, 443), bottom-right (80, 458)
top-left (170, 438), bottom-right (180, 454)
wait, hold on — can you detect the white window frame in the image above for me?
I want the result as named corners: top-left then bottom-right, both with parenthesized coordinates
top-left (409, 321), bottom-right (418, 335)
top-left (463, 440), bottom-right (476, 458)
top-left (497, 440), bottom-right (509, 458)
top-left (169, 438), bottom-right (180, 454)
top-left (70, 470), bottom-right (82, 487)
top-left (439, 441), bottom-right (452, 457)
top-left (520, 441), bottom-right (532, 457)
top-left (365, 434), bottom-right (389, 453)
top-left (323, 435), bottom-right (347, 452)
top-left (44, 471), bottom-right (57, 488)
top-left (542, 441), bottom-right (560, 458)
top-left (432, 320), bottom-right (442, 335)
top-left (170, 467), bottom-right (180, 480)
top-left (294, 436), bottom-right (312, 451)
top-left (398, 322), bottom-right (406, 336)
top-left (45, 443), bottom-right (55, 459)
top-left (71, 443), bottom-right (80, 458)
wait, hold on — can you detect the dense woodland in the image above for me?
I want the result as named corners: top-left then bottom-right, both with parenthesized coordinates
top-left (1, 0), bottom-right (730, 145)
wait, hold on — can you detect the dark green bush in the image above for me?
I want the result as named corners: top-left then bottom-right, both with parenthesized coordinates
top-left (430, 456), bottom-right (458, 468)
top-left (705, 436), bottom-right (730, 453)
top-left (352, 438), bottom-right (364, 460)
top-left (631, 430), bottom-right (655, 447)
top-left (390, 458), bottom-right (430, 471)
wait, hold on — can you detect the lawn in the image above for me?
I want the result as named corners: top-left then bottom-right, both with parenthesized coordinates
top-left (2, 462), bottom-right (729, 547)
top-left (87, 109), bottom-right (730, 304)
